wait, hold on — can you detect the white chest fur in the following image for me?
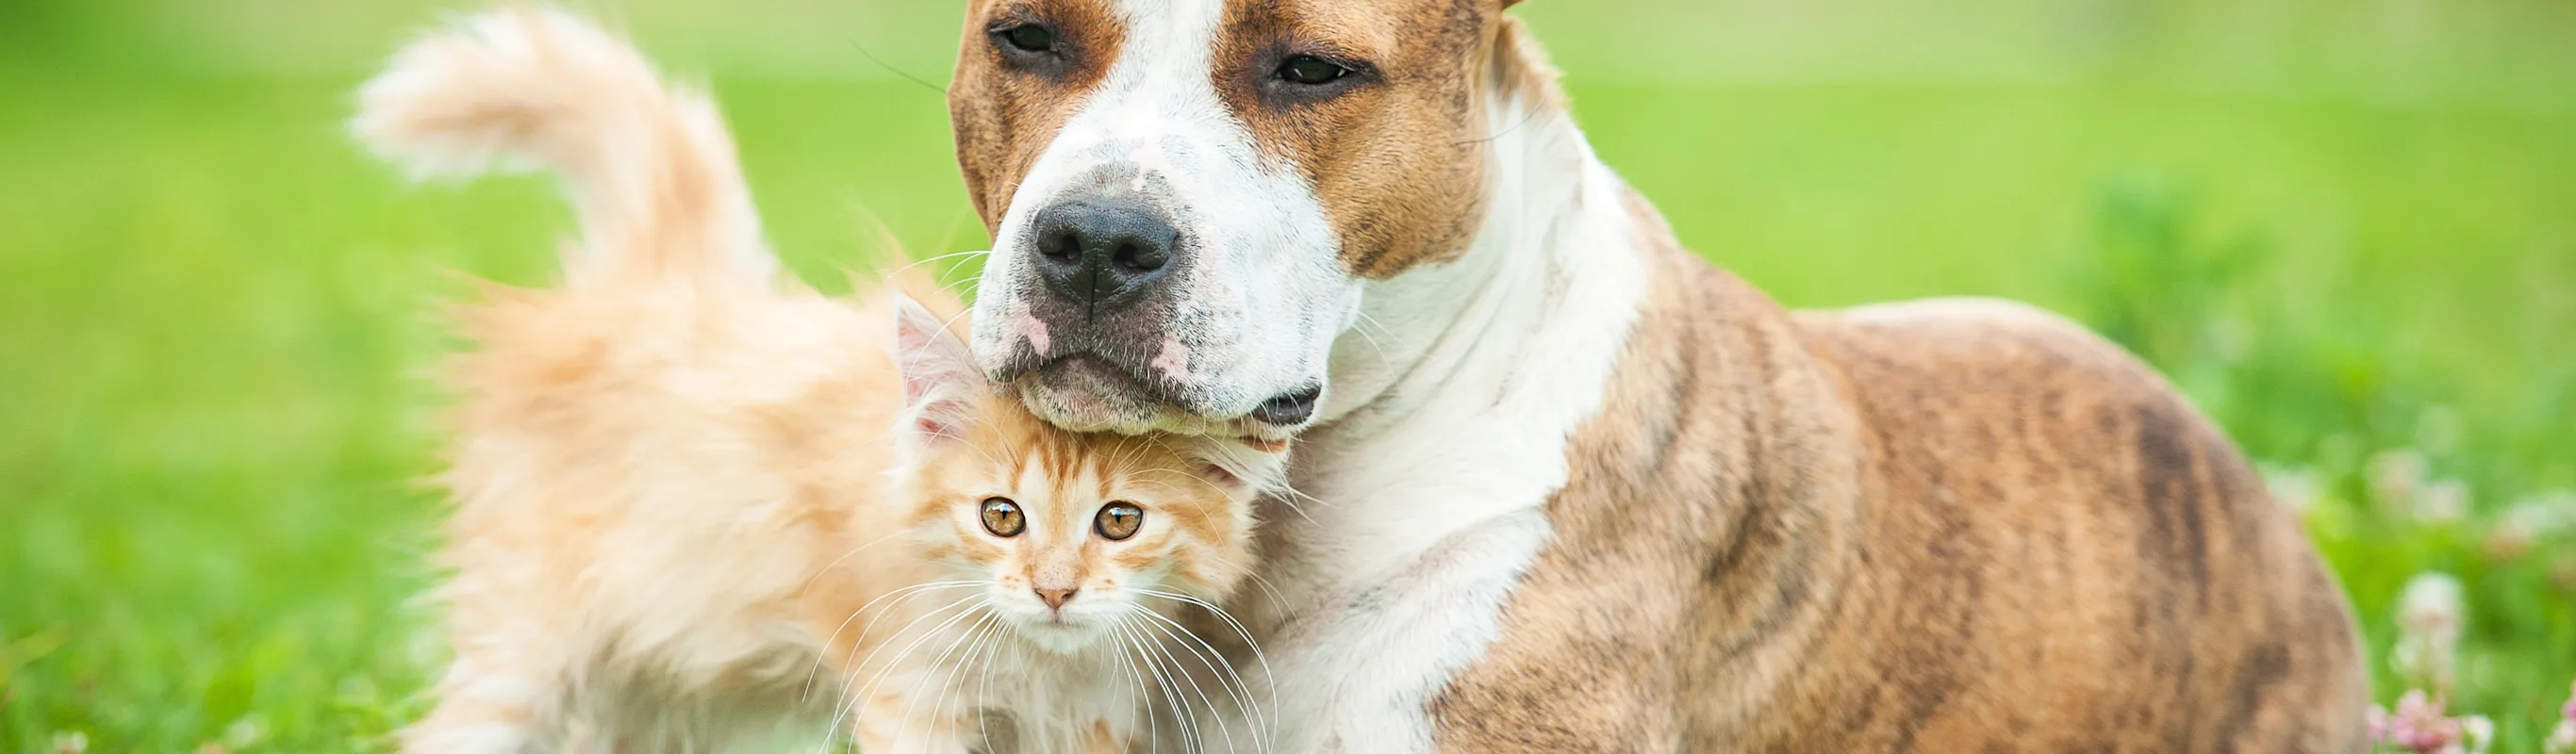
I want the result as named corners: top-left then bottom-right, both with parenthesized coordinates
top-left (1214, 102), bottom-right (1652, 753)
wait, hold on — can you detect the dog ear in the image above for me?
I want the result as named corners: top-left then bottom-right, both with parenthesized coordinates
top-left (890, 295), bottom-right (982, 442)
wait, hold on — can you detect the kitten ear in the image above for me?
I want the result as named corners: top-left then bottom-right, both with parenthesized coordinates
top-left (889, 295), bottom-right (982, 440)
top-left (1188, 435), bottom-right (1293, 495)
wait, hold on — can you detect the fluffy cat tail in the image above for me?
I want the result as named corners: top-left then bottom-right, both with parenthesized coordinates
top-left (352, 6), bottom-right (774, 289)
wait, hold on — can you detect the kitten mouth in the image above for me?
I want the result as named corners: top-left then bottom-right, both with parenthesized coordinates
top-left (1007, 613), bottom-right (1102, 654)
top-left (1011, 610), bottom-right (1088, 631)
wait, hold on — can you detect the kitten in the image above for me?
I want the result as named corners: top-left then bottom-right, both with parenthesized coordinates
top-left (354, 8), bottom-right (1283, 752)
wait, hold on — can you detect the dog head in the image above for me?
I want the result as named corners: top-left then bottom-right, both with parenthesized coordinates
top-left (951, 0), bottom-right (1540, 437)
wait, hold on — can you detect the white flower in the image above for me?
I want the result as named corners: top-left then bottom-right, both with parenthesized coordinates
top-left (2392, 573), bottom-right (2465, 692)
top-left (2264, 466), bottom-right (2323, 512)
top-left (2370, 449), bottom-right (2428, 513)
top-left (2458, 714), bottom-right (2492, 754)
top-left (2549, 680), bottom-right (2576, 754)
top-left (2508, 492), bottom-right (2575, 533)
top-left (2487, 492), bottom-right (2574, 558)
top-left (223, 717), bottom-right (264, 749)
top-left (2398, 573), bottom-right (2466, 637)
top-left (51, 731), bottom-right (88, 754)
top-left (2416, 479), bottom-right (2471, 524)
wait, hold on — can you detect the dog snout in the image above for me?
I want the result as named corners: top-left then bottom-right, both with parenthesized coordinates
top-left (1031, 200), bottom-right (1179, 316)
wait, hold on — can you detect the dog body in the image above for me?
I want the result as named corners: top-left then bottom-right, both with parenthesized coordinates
top-left (948, 0), bottom-right (2368, 750)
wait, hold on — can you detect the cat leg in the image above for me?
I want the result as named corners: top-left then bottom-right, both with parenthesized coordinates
top-left (850, 667), bottom-right (976, 754)
top-left (1072, 719), bottom-right (1128, 754)
top-left (853, 712), bottom-right (975, 754)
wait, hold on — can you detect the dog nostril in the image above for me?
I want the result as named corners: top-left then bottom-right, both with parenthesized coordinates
top-left (1040, 233), bottom-right (1081, 263)
top-left (1113, 242), bottom-right (1167, 273)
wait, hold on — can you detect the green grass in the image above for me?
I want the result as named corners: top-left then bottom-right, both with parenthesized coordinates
top-left (4, 0), bottom-right (2572, 750)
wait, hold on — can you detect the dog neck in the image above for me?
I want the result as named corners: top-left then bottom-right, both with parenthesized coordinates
top-left (1270, 64), bottom-right (1653, 605)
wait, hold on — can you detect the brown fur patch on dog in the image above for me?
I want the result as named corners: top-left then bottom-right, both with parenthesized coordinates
top-left (1428, 192), bottom-right (2369, 751)
top-left (950, 0), bottom-right (1127, 230)
top-left (1210, 1), bottom-right (1542, 278)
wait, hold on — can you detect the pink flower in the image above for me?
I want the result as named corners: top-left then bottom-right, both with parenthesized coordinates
top-left (2368, 691), bottom-right (2478, 754)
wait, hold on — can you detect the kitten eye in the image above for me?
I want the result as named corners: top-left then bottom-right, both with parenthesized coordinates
top-left (1094, 502), bottom-right (1144, 541)
top-left (981, 498), bottom-right (1026, 537)
top-left (1275, 56), bottom-right (1349, 86)
top-left (997, 23), bottom-right (1057, 54)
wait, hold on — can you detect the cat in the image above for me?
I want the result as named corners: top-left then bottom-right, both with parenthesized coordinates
top-left (352, 8), bottom-right (1285, 752)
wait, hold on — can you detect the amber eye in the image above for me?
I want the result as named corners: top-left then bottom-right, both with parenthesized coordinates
top-left (981, 498), bottom-right (1026, 537)
top-left (999, 24), bottom-right (1057, 53)
top-left (1094, 502), bottom-right (1144, 541)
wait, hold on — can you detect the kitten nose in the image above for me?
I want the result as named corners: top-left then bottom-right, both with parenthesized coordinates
top-left (1034, 587), bottom-right (1078, 610)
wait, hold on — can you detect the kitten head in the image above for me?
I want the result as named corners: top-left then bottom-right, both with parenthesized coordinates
top-left (887, 298), bottom-right (1286, 652)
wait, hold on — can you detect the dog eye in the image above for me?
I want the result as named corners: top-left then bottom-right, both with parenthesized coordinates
top-left (1275, 56), bottom-right (1349, 86)
top-left (981, 497), bottom-right (1026, 537)
top-left (1094, 502), bottom-right (1144, 541)
top-left (997, 24), bottom-right (1057, 54)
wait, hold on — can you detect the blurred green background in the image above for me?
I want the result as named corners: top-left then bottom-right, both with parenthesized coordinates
top-left (4, 0), bottom-right (2572, 750)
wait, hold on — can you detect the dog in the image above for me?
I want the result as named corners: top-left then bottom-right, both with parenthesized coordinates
top-left (941, 0), bottom-right (2370, 750)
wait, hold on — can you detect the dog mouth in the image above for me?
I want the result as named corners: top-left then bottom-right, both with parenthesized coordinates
top-left (1250, 385), bottom-right (1322, 426)
top-left (1028, 353), bottom-right (1183, 412)
top-left (1003, 352), bottom-right (1321, 434)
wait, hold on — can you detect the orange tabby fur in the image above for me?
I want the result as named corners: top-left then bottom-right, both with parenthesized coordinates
top-left (354, 8), bottom-right (1282, 752)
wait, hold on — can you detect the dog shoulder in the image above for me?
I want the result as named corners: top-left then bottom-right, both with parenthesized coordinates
top-left (1803, 296), bottom-right (2125, 368)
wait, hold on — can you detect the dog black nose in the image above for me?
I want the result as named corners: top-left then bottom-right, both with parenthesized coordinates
top-left (1032, 201), bottom-right (1179, 314)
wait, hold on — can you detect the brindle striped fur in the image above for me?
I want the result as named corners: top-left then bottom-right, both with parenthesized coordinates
top-left (1428, 194), bottom-right (2369, 751)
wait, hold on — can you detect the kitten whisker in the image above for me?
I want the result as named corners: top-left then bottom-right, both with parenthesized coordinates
top-left (831, 596), bottom-right (989, 740)
top-left (1124, 605), bottom-right (1241, 754)
top-left (845, 597), bottom-right (989, 712)
top-left (896, 612), bottom-right (997, 746)
top-left (934, 301), bottom-right (979, 341)
top-left (884, 249), bottom-right (991, 280)
top-left (803, 581), bottom-right (984, 702)
top-left (1258, 483), bottom-right (1336, 526)
top-left (973, 613), bottom-right (1009, 752)
top-left (804, 582), bottom-right (985, 704)
top-left (1132, 588), bottom-right (1279, 739)
top-left (1126, 602), bottom-right (1269, 749)
top-left (935, 254), bottom-right (985, 290)
top-left (952, 617), bottom-right (1007, 746)
top-left (1108, 435), bottom-right (1156, 484)
top-left (1347, 310), bottom-right (1395, 367)
top-left (1233, 569), bottom-right (1296, 617)
top-left (1118, 618), bottom-right (1203, 754)
top-left (1104, 615), bottom-right (1163, 754)
top-left (1279, 483), bottom-right (1334, 511)
top-left (798, 530), bottom-right (913, 598)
